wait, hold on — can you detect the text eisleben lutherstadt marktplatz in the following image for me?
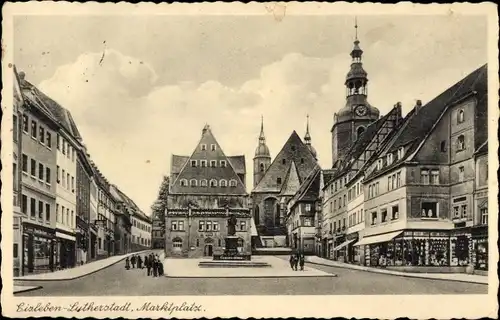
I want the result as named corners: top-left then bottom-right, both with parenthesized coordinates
top-left (16, 301), bottom-right (205, 315)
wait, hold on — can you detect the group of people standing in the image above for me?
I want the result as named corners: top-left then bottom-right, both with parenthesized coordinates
top-left (289, 252), bottom-right (305, 271)
top-left (125, 252), bottom-right (164, 277)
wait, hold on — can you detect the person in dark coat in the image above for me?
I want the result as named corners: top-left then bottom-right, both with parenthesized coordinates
top-left (152, 257), bottom-right (158, 277)
top-left (125, 257), bottom-right (130, 270)
top-left (137, 255), bottom-right (143, 269)
top-left (130, 255), bottom-right (136, 268)
top-left (293, 253), bottom-right (299, 271)
top-left (144, 256), bottom-right (150, 274)
top-left (149, 254), bottom-right (155, 276)
top-left (289, 254), bottom-right (296, 270)
top-left (299, 254), bottom-right (305, 271)
top-left (158, 260), bottom-right (164, 276)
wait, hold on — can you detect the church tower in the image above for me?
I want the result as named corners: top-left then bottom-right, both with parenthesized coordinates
top-left (253, 116), bottom-right (271, 187)
top-left (304, 115), bottom-right (317, 160)
top-left (331, 18), bottom-right (379, 168)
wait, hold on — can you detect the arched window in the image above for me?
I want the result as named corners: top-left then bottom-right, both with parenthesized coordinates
top-left (190, 179), bottom-right (197, 187)
top-left (220, 179), bottom-right (227, 187)
top-left (254, 206), bottom-right (260, 225)
top-left (260, 163), bottom-right (265, 172)
top-left (210, 179), bottom-right (217, 187)
top-left (229, 179), bottom-right (237, 187)
top-left (357, 126), bottom-right (365, 139)
top-left (172, 237), bottom-right (182, 249)
top-left (457, 135), bottom-right (465, 151)
top-left (200, 179), bottom-right (208, 187)
top-left (457, 109), bottom-right (465, 124)
top-left (180, 179), bottom-right (188, 187)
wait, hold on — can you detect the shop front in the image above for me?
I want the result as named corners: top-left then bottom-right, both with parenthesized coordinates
top-left (346, 232), bottom-right (360, 264)
top-left (356, 229), bottom-right (471, 273)
top-left (471, 225), bottom-right (488, 274)
top-left (23, 222), bottom-right (56, 274)
top-left (55, 229), bottom-right (76, 269)
top-left (332, 235), bottom-right (346, 261)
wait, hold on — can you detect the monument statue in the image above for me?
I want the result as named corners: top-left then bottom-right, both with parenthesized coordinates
top-left (227, 214), bottom-right (237, 236)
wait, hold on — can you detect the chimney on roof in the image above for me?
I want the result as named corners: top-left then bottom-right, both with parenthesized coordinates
top-left (414, 100), bottom-right (422, 114)
top-left (18, 71), bottom-right (26, 80)
top-left (202, 124), bottom-right (210, 134)
top-left (394, 102), bottom-right (402, 125)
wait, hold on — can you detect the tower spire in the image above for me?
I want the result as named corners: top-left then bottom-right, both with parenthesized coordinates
top-left (354, 16), bottom-right (358, 41)
top-left (304, 114), bottom-right (311, 145)
top-left (259, 115), bottom-right (265, 141)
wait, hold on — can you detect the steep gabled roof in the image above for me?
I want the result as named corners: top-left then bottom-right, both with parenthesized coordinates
top-left (227, 156), bottom-right (246, 174)
top-left (171, 155), bottom-right (189, 175)
top-left (295, 165), bottom-right (321, 203)
top-left (280, 161), bottom-right (301, 196)
top-left (394, 64), bottom-right (487, 158)
top-left (253, 131), bottom-right (318, 193)
top-left (170, 125), bottom-right (247, 195)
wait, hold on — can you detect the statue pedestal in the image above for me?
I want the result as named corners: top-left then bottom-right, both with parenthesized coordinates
top-left (213, 236), bottom-right (251, 261)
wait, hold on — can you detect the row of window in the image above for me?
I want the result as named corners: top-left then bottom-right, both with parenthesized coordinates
top-left (152, 230), bottom-right (165, 237)
top-left (292, 216), bottom-right (314, 229)
top-left (21, 115), bottom-right (53, 149)
top-left (56, 166), bottom-right (75, 192)
top-left (329, 194), bottom-right (347, 213)
top-left (347, 182), bottom-right (364, 202)
top-left (21, 154), bottom-right (52, 185)
top-left (328, 218), bottom-right (347, 234)
top-left (387, 171), bottom-right (402, 191)
top-left (367, 182), bottom-right (380, 199)
top-left (56, 203), bottom-right (75, 228)
top-left (21, 194), bottom-right (51, 222)
top-left (179, 178), bottom-right (238, 188)
top-left (190, 159), bottom-right (227, 168)
top-left (132, 235), bottom-right (150, 246)
top-left (370, 205), bottom-right (400, 225)
top-left (57, 134), bottom-right (77, 162)
top-left (133, 219), bottom-right (151, 232)
top-left (377, 147), bottom-right (405, 170)
top-left (348, 209), bottom-right (365, 227)
top-left (200, 144), bottom-right (217, 151)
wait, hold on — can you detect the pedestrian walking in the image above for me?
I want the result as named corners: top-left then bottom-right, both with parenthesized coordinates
top-left (125, 257), bottom-right (130, 270)
top-left (289, 254), bottom-right (296, 270)
top-left (299, 254), bottom-right (305, 271)
top-left (144, 256), bottom-right (149, 274)
top-left (131, 255), bottom-right (136, 269)
top-left (137, 255), bottom-right (143, 269)
top-left (152, 257), bottom-right (158, 277)
top-left (158, 260), bottom-right (164, 276)
top-left (294, 253), bottom-right (300, 271)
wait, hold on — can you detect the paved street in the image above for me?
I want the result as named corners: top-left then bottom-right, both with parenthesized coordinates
top-left (15, 256), bottom-right (487, 296)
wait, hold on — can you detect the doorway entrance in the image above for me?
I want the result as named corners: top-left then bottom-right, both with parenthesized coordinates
top-left (204, 245), bottom-right (213, 256)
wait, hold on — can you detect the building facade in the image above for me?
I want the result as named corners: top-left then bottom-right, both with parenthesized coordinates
top-left (251, 121), bottom-right (318, 248)
top-left (151, 210), bottom-right (165, 249)
top-left (110, 185), bottom-right (133, 255)
top-left (357, 65), bottom-right (487, 272)
top-left (76, 149), bottom-right (94, 264)
top-left (165, 125), bottom-right (251, 258)
top-left (18, 72), bottom-right (59, 275)
top-left (472, 141), bottom-right (488, 274)
top-left (131, 212), bottom-right (152, 251)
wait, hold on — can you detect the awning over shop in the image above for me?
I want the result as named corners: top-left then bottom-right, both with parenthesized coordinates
top-left (250, 217), bottom-right (258, 236)
top-left (333, 239), bottom-right (355, 251)
top-left (354, 231), bottom-right (403, 246)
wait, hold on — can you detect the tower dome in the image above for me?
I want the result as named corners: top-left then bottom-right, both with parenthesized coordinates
top-left (254, 116), bottom-right (270, 157)
top-left (304, 115), bottom-right (317, 159)
top-left (253, 116), bottom-right (272, 187)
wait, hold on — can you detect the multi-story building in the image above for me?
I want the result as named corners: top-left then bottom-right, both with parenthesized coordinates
top-left (251, 119), bottom-right (318, 248)
top-left (91, 163), bottom-right (116, 258)
top-left (131, 212), bottom-right (152, 251)
top-left (285, 166), bottom-right (321, 254)
top-left (152, 210), bottom-right (165, 249)
top-left (472, 140), bottom-right (488, 274)
top-left (76, 147), bottom-right (94, 264)
top-left (13, 67), bottom-right (26, 276)
top-left (17, 71), bottom-right (59, 274)
top-left (165, 125), bottom-right (251, 258)
top-left (356, 64), bottom-right (487, 271)
top-left (110, 185), bottom-right (133, 255)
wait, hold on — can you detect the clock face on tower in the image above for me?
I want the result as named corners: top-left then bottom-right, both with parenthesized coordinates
top-left (355, 105), bottom-right (367, 116)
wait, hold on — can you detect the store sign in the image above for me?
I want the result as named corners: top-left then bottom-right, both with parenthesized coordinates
top-left (430, 231), bottom-right (448, 237)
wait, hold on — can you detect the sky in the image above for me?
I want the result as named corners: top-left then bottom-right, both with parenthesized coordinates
top-left (13, 14), bottom-right (487, 215)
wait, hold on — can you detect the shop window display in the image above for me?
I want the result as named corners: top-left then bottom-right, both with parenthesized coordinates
top-left (428, 239), bottom-right (448, 266)
top-left (450, 236), bottom-right (469, 266)
top-left (473, 238), bottom-right (488, 270)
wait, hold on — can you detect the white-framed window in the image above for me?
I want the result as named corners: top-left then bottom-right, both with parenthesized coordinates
top-left (381, 209), bottom-right (388, 223)
top-left (191, 160), bottom-right (197, 167)
top-left (210, 160), bottom-right (217, 167)
top-left (240, 221), bottom-right (246, 231)
top-left (200, 160), bottom-right (207, 168)
top-left (421, 169), bottom-right (429, 185)
top-left (190, 179), bottom-right (198, 187)
top-left (397, 147), bottom-right (405, 160)
top-left (431, 170), bottom-right (439, 184)
top-left (458, 166), bottom-right (465, 182)
top-left (387, 153), bottom-right (393, 165)
top-left (229, 179), bottom-right (237, 187)
top-left (210, 179), bottom-right (217, 187)
top-left (305, 203), bottom-right (311, 212)
top-left (201, 144), bottom-right (207, 151)
top-left (371, 212), bottom-right (377, 225)
top-left (200, 179), bottom-right (208, 187)
top-left (220, 160), bottom-right (227, 168)
top-left (220, 179), bottom-right (227, 187)
top-left (206, 221), bottom-right (212, 231)
top-left (461, 204), bottom-right (468, 218)
top-left (180, 179), bottom-right (188, 187)
top-left (171, 221), bottom-right (178, 231)
top-left (213, 221), bottom-right (219, 231)
top-left (198, 221), bottom-right (205, 231)
top-left (480, 207), bottom-right (488, 224)
top-left (457, 109), bottom-right (465, 124)
top-left (172, 237), bottom-right (183, 248)
top-left (210, 144), bottom-right (216, 151)
top-left (421, 202), bottom-right (438, 218)
top-left (396, 172), bottom-right (401, 187)
top-left (391, 205), bottom-right (399, 220)
top-left (377, 158), bottom-right (383, 170)
top-left (453, 206), bottom-right (460, 218)
top-left (457, 135), bottom-right (465, 151)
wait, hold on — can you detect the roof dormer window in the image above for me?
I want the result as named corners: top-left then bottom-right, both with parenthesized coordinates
top-left (220, 160), bottom-right (227, 168)
top-left (180, 179), bottom-right (188, 187)
top-left (201, 144), bottom-right (207, 151)
top-left (191, 160), bottom-right (197, 167)
top-left (387, 153), bottom-right (393, 166)
top-left (211, 144), bottom-right (216, 151)
top-left (397, 147), bottom-right (405, 160)
top-left (377, 158), bottom-right (383, 170)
